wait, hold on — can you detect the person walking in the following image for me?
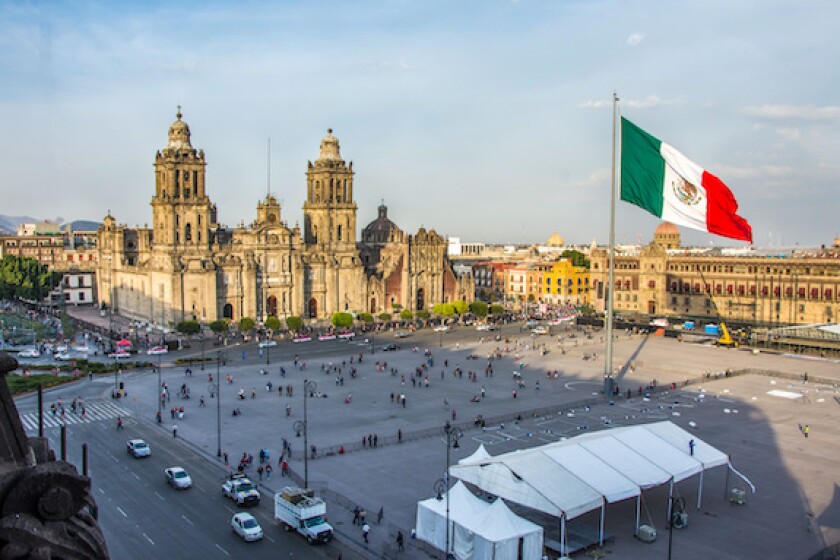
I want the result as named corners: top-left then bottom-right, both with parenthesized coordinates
top-left (116, 416), bottom-right (123, 430)
top-left (688, 439), bottom-right (695, 456)
top-left (804, 424), bottom-right (810, 438)
top-left (362, 523), bottom-right (370, 544)
top-left (377, 506), bottom-right (384, 524)
top-left (172, 424), bottom-right (178, 438)
top-left (396, 530), bottom-right (404, 551)
top-left (257, 465), bottom-right (264, 481)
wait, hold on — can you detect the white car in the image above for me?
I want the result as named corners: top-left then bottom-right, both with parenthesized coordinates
top-left (434, 325), bottom-right (449, 332)
top-left (127, 439), bottom-right (151, 458)
top-left (164, 466), bottom-right (193, 489)
top-left (231, 512), bottom-right (263, 542)
top-left (258, 340), bottom-right (277, 348)
top-left (109, 351), bottom-right (131, 360)
top-left (54, 353), bottom-right (73, 361)
top-left (18, 349), bottom-right (41, 358)
top-left (147, 346), bottom-right (168, 355)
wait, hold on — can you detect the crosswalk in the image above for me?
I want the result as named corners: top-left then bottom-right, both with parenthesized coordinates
top-left (19, 400), bottom-right (132, 432)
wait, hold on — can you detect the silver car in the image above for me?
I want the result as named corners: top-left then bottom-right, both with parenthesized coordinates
top-left (164, 466), bottom-right (193, 489)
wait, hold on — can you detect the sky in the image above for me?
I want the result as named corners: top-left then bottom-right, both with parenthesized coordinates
top-left (1, 0), bottom-right (838, 248)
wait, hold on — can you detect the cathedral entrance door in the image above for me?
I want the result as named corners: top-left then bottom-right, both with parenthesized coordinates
top-left (267, 296), bottom-right (278, 318)
top-left (308, 298), bottom-right (318, 319)
top-left (223, 303), bottom-right (233, 319)
top-left (370, 298), bottom-right (376, 314)
top-left (416, 288), bottom-right (425, 311)
top-left (647, 301), bottom-right (656, 314)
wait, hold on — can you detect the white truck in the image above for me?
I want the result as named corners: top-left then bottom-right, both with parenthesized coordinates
top-left (274, 487), bottom-right (334, 544)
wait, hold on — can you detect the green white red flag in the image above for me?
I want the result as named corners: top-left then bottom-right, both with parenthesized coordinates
top-left (620, 117), bottom-right (753, 243)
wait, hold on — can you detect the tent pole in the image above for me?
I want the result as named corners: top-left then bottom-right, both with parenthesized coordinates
top-left (635, 494), bottom-right (641, 536)
top-left (666, 478), bottom-right (674, 524)
top-left (697, 469), bottom-right (704, 510)
top-left (560, 514), bottom-right (566, 555)
top-left (599, 500), bottom-right (605, 546)
top-left (724, 458), bottom-right (731, 500)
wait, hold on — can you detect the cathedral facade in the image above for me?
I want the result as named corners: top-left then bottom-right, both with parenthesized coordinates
top-left (96, 112), bottom-right (472, 326)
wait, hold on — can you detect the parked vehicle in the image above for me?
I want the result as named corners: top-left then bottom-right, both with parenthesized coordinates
top-left (274, 487), bottom-right (333, 544)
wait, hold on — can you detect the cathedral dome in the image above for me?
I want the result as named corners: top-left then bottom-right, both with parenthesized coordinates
top-left (547, 232), bottom-right (565, 247)
top-left (362, 203), bottom-right (401, 244)
top-left (167, 108), bottom-right (192, 150)
top-left (654, 222), bottom-right (679, 235)
top-left (316, 128), bottom-right (343, 164)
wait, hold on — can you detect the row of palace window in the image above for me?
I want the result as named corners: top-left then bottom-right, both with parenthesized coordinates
top-left (668, 263), bottom-right (825, 275)
top-left (666, 281), bottom-right (836, 300)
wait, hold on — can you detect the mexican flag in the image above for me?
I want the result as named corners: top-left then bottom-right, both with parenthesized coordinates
top-left (620, 117), bottom-right (753, 243)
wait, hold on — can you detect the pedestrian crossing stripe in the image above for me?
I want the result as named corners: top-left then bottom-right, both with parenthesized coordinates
top-left (20, 401), bottom-right (132, 432)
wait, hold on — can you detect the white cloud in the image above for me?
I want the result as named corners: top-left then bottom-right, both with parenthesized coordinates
top-left (715, 164), bottom-right (794, 180)
top-left (626, 32), bottom-right (645, 46)
top-left (742, 104), bottom-right (840, 121)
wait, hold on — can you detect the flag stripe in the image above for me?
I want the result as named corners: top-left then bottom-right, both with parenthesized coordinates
top-left (702, 171), bottom-right (753, 242)
top-left (620, 117), bottom-right (664, 217)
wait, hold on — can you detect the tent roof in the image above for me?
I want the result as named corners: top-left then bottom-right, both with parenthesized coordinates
top-left (418, 480), bottom-right (486, 519)
top-left (450, 421), bottom-right (729, 521)
top-left (466, 498), bottom-right (543, 541)
top-left (458, 443), bottom-right (492, 465)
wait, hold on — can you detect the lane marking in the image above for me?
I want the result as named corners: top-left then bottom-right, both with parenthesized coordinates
top-left (143, 533), bottom-right (155, 545)
top-left (117, 507), bottom-right (127, 518)
top-left (215, 544), bottom-right (230, 556)
top-left (265, 535), bottom-right (275, 543)
top-left (131, 472), bottom-right (141, 481)
top-left (154, 491), bottom-right (165, 501)
top-left (182, 515), bottom-right (194, 525)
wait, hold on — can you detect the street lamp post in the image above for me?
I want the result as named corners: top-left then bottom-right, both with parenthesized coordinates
top-left (266, 340), bottom-right (270, 365)
top-left (302, 379), bottom-right (317, 488)
top-left (200, 335), bottom-right (205, 371)
top-left (213, 351), bottom-right (225, 457)
top-left (157, 334), bottom-right (163, 422)
top-left (443, 421), bottom-right (462, 559)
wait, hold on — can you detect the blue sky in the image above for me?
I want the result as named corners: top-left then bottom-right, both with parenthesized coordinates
top-left (1, 0), bottom-right (837, 247)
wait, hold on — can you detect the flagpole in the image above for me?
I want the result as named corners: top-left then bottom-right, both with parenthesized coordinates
top-left (605, 92), bottom-right (619, 395)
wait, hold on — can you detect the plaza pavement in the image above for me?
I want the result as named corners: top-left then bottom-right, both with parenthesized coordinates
top-left (89, 324), bottom-right (840, 559)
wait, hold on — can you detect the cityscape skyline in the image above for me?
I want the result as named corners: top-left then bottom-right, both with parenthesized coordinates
top-left (1, 1), bottom-right (838, 247)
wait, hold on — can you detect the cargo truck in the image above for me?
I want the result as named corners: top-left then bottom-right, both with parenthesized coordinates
top-left (274, 487), bottom-right (333, 544)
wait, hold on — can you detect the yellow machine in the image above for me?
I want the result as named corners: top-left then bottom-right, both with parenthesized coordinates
top-left (698, 270), bottom-right (739, 348)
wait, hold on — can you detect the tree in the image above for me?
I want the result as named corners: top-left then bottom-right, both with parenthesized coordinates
top-left (176, 320), bottom-right (201, 336)
top-left (285, 316), bottom-right (303, 332)
top-left (470, 301), bottom-right (489, 318)
top-left (358, 312), bottom-right (374, 324)
top-left (378, 312), bottom-right (392, 322)
top-left (561, 249), bottom-right (590, 268)
top-left (416, 309), bottom-right (430, 320)
top-left (209, 320), bottom-right (228, 334)
top-left (0, 256), bottom-right (61, 301)
top-left (490, 304), bottom-right (504, 315)
top-left (238, 317), bottom-right (255, 334)
top-left (400, 309), bottom-right (414, 321)
top-left (331, 312), bottom-right (354, 328)
top-left (433, 303), bottom-right (455, 316)
top-left (453, 300), bottom-right (469, 315)
top-left (265, 316), bottom-right (281, 332)
top-left (527, 293), bottom-right (535, 303)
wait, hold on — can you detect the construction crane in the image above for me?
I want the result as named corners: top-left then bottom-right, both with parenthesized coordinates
top-left (697, 269), bottom-right (739, 348)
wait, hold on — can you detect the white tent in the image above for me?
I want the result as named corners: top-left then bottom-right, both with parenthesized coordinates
top-left (450, 421), bottom-right (748, 554)
top-left (416, 481), bottom-right (544, 560)
top-left (453, 498), bottom-right (544, 560)
top-left (459, 443), bottom-right (492, 465)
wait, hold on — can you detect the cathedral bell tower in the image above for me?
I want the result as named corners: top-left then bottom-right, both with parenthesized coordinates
top-left (151, 108), bottom-right (215, 252)
top-left (303, 129), bottom-right (357, 250)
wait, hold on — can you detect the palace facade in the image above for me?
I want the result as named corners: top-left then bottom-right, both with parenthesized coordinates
top-left (96, 112), bottom-right (472, 326)
top-left (589, 222), bottom-right (840, 326)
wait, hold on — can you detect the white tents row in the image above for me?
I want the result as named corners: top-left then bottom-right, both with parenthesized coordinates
top-left (416, 481), bottom-right (544, 560)
top-left (450, 421), bottom-right (751, 554)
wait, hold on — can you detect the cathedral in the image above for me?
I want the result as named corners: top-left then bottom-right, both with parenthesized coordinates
top-left (96, 111), bottom-right (473, 326)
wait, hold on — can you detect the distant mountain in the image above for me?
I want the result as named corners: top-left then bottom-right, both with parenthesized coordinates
top-left (0, 215), bottom-right (102, 234)
top-left (0, 215), bottom-right (38, 234)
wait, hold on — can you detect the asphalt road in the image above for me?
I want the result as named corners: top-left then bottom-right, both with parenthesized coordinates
top-left (14, 387), bottom-right (351, 560)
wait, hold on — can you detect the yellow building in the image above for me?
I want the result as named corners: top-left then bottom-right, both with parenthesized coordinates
top-left (542, 259), bottom-right (590, 306)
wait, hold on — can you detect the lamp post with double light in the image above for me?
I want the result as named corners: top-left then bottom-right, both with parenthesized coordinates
top-left (443, 421), bottom-right (462, 559)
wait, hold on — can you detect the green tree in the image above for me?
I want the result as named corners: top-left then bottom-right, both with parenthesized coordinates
top-left (400, 309), bottom-right (414, 321)
top-left (176, 320), bottom-right (201, 336)
top-left (490, 304), bottom-right (504, 315)
top-left (358, 312), bottom-right (374, 324)
top-left (561, 249), bottom-right (590, 268)
top-left (527, 293), bottom-right (535, 302)
top-left (331, 312), bottom-right (354, 328)
top-left (265, 316), bottom-right (281, 332)
top-left (378, 312), bottom-right (392, 322)
top-left (0, 256), bottom-right (61, 301)
top-left (209, 320), bottom-right (228, 334)
top-left (416, 309), bottom-right (430, 320)
top-left (433, 303), bottom-right (455, 316)
top-left (453, 300), bottom-right (469, 314)
top-left (285, 316), bottom-right (303, 332)
top-left (470, 301), bottom-right (489, 318)
top-left (238, 317), bottom-right (255, 334)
